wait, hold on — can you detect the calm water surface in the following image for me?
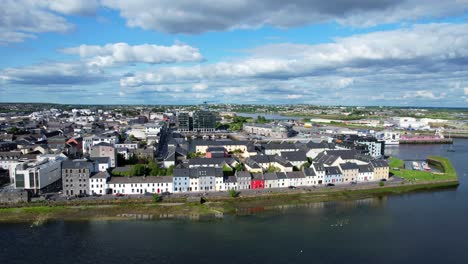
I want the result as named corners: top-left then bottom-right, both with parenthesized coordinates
top-left (1, 140), bottom-right (467, 264)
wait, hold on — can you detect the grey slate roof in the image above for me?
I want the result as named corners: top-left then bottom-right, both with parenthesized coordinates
top-left (62, 159), bottom-right (93, 169)
top-left (340, 162), bottom-right (359, 170)
top-left (90, 171), bottom-right (110, 179)
top-left (108, 176), bottom-right (173, 184)
top-left (358, 164), bottom-right (374, 173)
top-left (235, 171), bottom-right (252, 179)
top-left (371, 160), bottom-right (388, 168)
top-left (264, 172), bottom-right (278, 180)
top-left (286, 171), bottom-right (305, 179)
top-left (303, 168), bottom-right (316, 177)
top-left (92, 157), bottom-right (110, 164)
top-left (325, 166), bottom-right (342, 175)
top-left (280, 151), bottom-right (308, 162)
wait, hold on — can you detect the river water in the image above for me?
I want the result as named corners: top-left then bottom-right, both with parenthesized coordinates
top-left (1, 140), bottom-right (467, 264)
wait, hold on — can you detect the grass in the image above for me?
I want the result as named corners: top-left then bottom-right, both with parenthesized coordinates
top-left (389, 156), bottom-right (458, 182)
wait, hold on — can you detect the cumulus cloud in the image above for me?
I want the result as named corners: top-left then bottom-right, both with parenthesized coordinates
top-left (403, 90), bottom-right (446, 100)
top-left (120, 23), bottom-right (468, 87)
top-left (0, 62), bottom-right (107, 85)
top-left (61, 42), bottom-right (203, 66)
top-left (0, 0), bottom-right (99, 44)
top-left (101, 0), bottom-right (468, 34)
top-left (287, 94), bottom-right (302, 99)
top-left (192, 83), bottom-right (208, 91)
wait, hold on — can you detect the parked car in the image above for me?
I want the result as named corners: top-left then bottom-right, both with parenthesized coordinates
top-left (326, 183), bottom-right (335, 187)
top-left (351, 181), bottom-right (357, 185)
top-left (288, 186), bottom-right (297, 189)
top-left (161, 192), bottom-right (172, 195)
top-left (115, 193), bottom-right (125, 197)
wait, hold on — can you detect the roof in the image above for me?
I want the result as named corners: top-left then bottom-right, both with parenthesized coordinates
top-left (108, 176), bottom-right (173, 184)
top-left (371, 160), bottom-right (388, 168)
top-left (62, 159), bottom-right (93, 169)
top-left (252, 173), bottom-right (264, 180)
top-left (264, 172), bottom-right (278, 180)
top-left (206, 146), bottom-right (227, 152)
top-left (340, 162), bottom-right (359, 170)
top-left (193, 140), bottom-right (249, 146)
top-left (225, 176), bottom-right (237, 183)
top-left (90, 171), bottom-right (110, 179)
top-left (92, 157), bottom-right (110, 164)
top-left (187, 157), bottom-right (237, 166)
top-left (286, 171), bottom-right (305, 179)
top-left (315, 153), bottom-right (340, 166)
top-left (313, 163), bottom-right (325, 172)
top-left (305, 141), bottom-right (335, 149)
top-left (235, 171), bottom-right (251, 179)
top-left (325, 150), bottom-right (359, 160)
top-left (111, 166), bottom-right (133, 173)
top-left (280, 151), bottom-right (308, 162)
top-left (325, 166), bottom-right (342, 175)
top-left (262, 143), bottom-right (297, 150)
top-left (303, 168), bottom-right (316, 177)
top-left (93, 142), bottom-right (113, 147)
top-left (189, 167), bottom-right (223, 178)
top-left (358, 164), bottom-right (374, 173)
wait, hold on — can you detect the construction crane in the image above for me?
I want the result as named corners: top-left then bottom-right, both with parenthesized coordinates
top-left (201, 100), bottom-right (216, 110)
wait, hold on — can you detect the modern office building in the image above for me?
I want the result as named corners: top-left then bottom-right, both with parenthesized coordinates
top-left (192, 111), bottom-right (216, 132)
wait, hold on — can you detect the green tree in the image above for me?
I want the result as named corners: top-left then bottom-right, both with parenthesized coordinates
top-left (223, 164), bottom-right (234, 176)
top-left (153, 193), bottom-right (161, 203)
top-left (379, 181), bottom-right (385, 187)
top-left (229, 189), bottom-right (238, 198)
top-left (131, 164), bottom-right (146, 176)
top-left (234, 163), bottom-right (244, 172)
top-left (301, 162), bottom-right (311, 169)
top-left (266, 165), bottom-right (280, 173)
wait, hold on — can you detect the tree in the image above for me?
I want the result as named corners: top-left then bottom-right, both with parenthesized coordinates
top-left (234, 163), bottom-right (244, 172)
top-left (266, 165), bottom-right (281, 173)
top-left (229, 189), bottom-right (238, 198)
top-left (301, 162), bottom-right (311, 169)
top-left (153, 193), bottom-right (161, 203)
top-left (379, 181), bottom-right (385, 187)
top-left (223, 164), bottom-right (234, 176)
top-left (130, 164), bottom-right (146, 176)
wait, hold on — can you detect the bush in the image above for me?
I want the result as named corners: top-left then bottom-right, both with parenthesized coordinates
top-left (153, 193), bottom-right (160, 203)
top-left (379, 181), bottom-right (385, 187)
top-left (229, 189), bottom-right (238, 198)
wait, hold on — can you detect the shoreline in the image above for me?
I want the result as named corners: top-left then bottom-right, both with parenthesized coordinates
top-left (0, 179), bottom-right (459, 224)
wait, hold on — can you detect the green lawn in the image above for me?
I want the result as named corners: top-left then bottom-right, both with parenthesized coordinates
top-left (389, 156), bottom-right (458, 182)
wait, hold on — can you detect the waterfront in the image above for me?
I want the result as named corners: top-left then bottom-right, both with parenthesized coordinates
top-left (0, 139), bottom-right (467, 264)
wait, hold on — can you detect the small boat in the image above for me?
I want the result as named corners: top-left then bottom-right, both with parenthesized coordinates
top-left (422, 162), bottom-right (431, 171)
top-left (412, 162), bottom-right (421, 170)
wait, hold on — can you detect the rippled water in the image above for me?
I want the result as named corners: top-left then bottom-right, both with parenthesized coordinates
top-left (1, 139), bottom-right (467, 264)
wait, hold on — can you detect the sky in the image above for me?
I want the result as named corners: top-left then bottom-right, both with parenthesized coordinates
top-left (1, 0), bottom-right (468, 106)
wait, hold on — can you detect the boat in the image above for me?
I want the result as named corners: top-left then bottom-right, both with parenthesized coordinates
top-left (422, 162), bottom-right (431, 171)
top-left (412, 162), bottom-right (421, 170)
top-left (447, 130), bottom-right (455, 152)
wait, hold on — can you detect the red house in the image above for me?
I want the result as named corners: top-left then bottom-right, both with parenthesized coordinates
top-left (251, 173), bottom-right (265, 189)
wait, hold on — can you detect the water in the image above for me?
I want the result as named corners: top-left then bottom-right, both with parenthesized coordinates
top-left (1, 140), bottom-right (468, 264)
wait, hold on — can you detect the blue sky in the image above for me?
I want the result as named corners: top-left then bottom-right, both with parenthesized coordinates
top-left (1, 0), bottom-right (468, 106)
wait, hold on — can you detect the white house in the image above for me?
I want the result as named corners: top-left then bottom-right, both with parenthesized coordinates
top-left (357, 164), bottom-right (374, 182)
top-left (287, 171), bottom-right (306, 187)
top-left (108, 176), bottom-right (173, 195)
top-left (89, 171), bottom-right (110, 195)
top-left (173, 168), bottom-right (190, 193)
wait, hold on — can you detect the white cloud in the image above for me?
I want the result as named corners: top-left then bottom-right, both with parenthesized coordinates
top-left (101, 0), bottom-right (468, 34)
top-left (120, 23), bottom-right (468, 87)
top-left (403, 90), bottom-right (446, 100)
top-left (287, 94), bottom-right (302, 99)
top-left (45, 0), bottom-right (99, 16)
top-left (61, 42), bottom-right (203, 67)
top-left (464, 87), bottom-right (468, 95)
top-left (192, 83), bottom-right (208, 91)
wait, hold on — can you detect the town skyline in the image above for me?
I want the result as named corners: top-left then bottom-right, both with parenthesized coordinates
top-left (1, 1), bottom-right (468, 106)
